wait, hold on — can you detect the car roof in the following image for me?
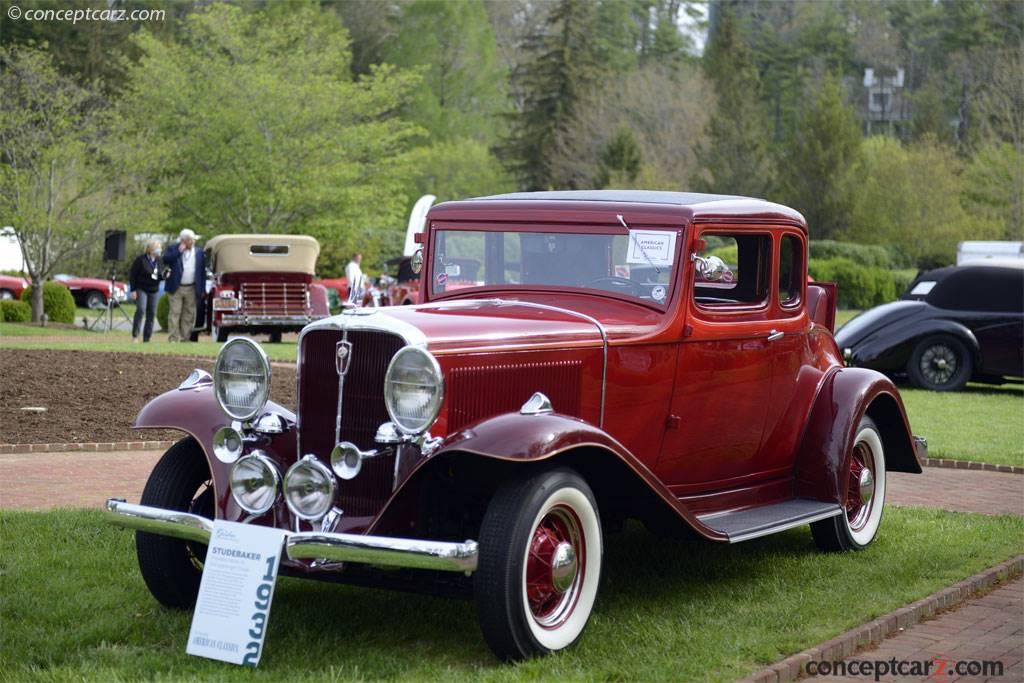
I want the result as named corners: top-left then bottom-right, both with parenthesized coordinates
top-left (904, 264), bottom-right (1024, 312)
top-left (430, 190), bottom-right (807, 230)
top-left (205, 234), bottom-right (320, 274)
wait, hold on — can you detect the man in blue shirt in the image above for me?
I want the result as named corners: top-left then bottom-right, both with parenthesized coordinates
top-left (163, 229), bottom-right (206, 342)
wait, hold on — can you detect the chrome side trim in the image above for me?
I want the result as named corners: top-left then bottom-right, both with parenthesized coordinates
top-left (103, 499), bottom-right (477, 573)
top-left (219, 314), bottom-right (326, 325)
top-left (726, 508), bottom-right (842, 544)
top-left (104, 499), bottom-right (213, 544)
top-left (286, 531), bottom-right (478, 573)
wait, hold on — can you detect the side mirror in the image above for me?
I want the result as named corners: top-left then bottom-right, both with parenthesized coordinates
top-left (410, 248), bottom-right (423, 275)
top-left (692, 254), bottom-right (730, 282)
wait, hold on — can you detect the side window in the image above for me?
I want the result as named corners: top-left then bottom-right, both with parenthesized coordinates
top-left (694, 232), bottom-right (770, 307)
top-left (778, 234), bottom-right (802, 307)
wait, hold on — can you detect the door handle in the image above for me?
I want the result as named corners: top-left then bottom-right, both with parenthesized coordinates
top-left (767, 329), bottom-right (784, 341)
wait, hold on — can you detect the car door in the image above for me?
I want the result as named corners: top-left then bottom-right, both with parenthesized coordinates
top-left (655, 227), bottom-right (776, 492)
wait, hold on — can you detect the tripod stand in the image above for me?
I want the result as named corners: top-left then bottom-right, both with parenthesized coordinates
top-left (84, 266), bottom-right (132, 332)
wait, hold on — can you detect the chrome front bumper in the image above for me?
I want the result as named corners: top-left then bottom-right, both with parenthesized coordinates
top-left (104, 499), bottom-right (478, 573)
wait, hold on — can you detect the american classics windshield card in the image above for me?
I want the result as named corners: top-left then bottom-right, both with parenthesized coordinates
top-left (186, 521), bottom-right (286, 666)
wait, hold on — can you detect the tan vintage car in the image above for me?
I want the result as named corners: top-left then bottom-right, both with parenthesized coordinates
top-left (204, 234), bottom-right (330, 343)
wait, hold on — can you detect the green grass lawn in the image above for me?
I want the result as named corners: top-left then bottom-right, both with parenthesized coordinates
top-left (900, 384), bottom-right (1024, 468)
top-left (0, 321), bottom-right (297, 361)
top-left (834, 309), bottom-right (861, 328)
top-left (1, 508), bottom-right (1021, 682)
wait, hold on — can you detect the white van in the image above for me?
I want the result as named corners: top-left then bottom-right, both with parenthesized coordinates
top-left (956, 240), bottom-right (1024, 267)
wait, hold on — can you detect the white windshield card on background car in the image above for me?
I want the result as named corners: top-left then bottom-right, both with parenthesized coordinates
top-left (626, 230), bottom-right (676, 266)
top-left (186, 521), bottom-right (286, 667)
top-left (910, 281), bottom-right (937, 295)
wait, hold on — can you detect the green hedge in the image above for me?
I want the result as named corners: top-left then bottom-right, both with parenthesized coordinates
top-left (156, 293), bottom-right (169, 331)
top-left (19, 282), bottom-right (76, 323)
top-left (891, 268), bottom-right (918, 297)
top-left (809, 240), bottom-right (893, 269)
top-left (0, 299), bottom-right (31, 322)
top-left (808, 257), bottom-right (896, 309)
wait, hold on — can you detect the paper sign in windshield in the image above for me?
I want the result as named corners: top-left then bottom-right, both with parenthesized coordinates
top-left (186, 521), bottom-right (285, 667)
top-left (627, 231), bottom-right (676, 267)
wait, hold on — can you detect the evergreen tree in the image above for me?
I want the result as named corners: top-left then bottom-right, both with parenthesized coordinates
top-left (692, 8), bottom-right (774, 197)
top-left (384, 0), bottom-right (506, 143)
top-left (778, 73), bottom-right (862, 238)
top-left (500, 0), bottom-right (601, 190)
top-left (596, 126), bottom-right (643, 187)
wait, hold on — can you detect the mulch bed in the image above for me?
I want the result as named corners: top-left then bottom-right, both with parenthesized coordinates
top-left (0, 348), bottom-right (296, 444)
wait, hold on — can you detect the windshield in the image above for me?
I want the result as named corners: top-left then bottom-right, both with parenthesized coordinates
top-left (431, 228), bottom-right (679, 307)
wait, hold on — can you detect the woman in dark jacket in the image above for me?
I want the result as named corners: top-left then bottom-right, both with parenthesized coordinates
top-left (129, 240), bottom-right (163, 342)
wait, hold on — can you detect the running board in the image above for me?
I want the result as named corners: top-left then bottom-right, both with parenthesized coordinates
top-left (697, 498), bottom-right (842, 543)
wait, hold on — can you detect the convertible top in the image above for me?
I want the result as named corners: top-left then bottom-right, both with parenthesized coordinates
top-left (205, 234), bottom-right (320, 274)
top-left (904, 265), bottom-right (1024, 313)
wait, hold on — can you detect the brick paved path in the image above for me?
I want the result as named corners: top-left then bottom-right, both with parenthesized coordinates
top-left (813, 578), bottom-right (1023, 683)
top-left (888, 468), bottom-right (1024, 517)
top-left (0, 450), bottom-right (161, 510)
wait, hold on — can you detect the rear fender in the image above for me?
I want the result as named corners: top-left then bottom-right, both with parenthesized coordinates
top-left (369, 412), bottom-right (727, 541)
top-left (794, 367), bottom-right (921, 505)
top-left (134, 377), bottom-right (296, 513)
top-left (857, 319), bottom-right (979, 370)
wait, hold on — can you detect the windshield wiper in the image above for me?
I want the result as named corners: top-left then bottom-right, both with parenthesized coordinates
top-left (617, 214), bottom-right (661, 275)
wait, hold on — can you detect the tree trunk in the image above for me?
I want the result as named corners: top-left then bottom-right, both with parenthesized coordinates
top-left (31, 279), bottom-right (44, 323)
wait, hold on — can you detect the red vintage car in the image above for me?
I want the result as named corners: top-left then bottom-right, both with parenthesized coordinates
top-left (53, 273), bottom-right (128, 309)
top-left (203, 234), bottom-right (330, 342)
top-left (0, 273), bottom-right (29, 300)
top-left (105, 191), bottom-right (924, 660)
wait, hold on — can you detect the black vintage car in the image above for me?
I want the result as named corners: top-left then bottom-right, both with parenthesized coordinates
top-left (836, 265), bottom-right (1024, 391)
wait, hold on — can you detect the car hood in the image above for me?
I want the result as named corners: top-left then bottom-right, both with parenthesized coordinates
top-left (322, 299), bottom-right (606, 354)
top-left (835, 300), bottom-right (928, 348)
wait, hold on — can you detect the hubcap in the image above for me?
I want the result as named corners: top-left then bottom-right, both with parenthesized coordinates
top-left (525, 505), bottom-right (586, 628)
top-left (859, 468), bottom-right (874, 507)
top-left (921, 344), bottom-right (958, 385)
top-left (550, 542), bottom-right (578, 592)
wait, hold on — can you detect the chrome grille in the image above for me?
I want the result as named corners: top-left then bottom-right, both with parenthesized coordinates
top-left (297, 328), bottom-right (405, 515)
top-left (240, 281), bottom-right (308, 315)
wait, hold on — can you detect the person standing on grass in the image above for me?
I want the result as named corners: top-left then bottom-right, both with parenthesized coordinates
top-left (128, 239), bottom-right (163, 343)
top-left (163, 229), bottom-right (206, 343)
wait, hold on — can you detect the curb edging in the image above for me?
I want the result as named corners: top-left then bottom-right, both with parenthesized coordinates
top-left (923, 457), bottom-right (1023, 475)
top-left (0, 440), bottom-right (176, 454)
top-left (737, 555), bottom-right (1024, 683)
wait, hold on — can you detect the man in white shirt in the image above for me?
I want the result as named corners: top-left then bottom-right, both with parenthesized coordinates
top-left (163, 228), bottom-right (206, 342)
top-left (345, 252), bottom-right (366, 304)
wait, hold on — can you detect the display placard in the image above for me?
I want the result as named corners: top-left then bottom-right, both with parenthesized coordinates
top-left (627, 230), bottom-right (676, 266)
top-left (186, 521), bottom-right (285, 667)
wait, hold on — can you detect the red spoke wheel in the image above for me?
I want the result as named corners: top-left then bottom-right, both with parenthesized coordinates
top-left (475, 468), bottom-right (602, 661)
top-left (812, 415), bottom-right (887, 552)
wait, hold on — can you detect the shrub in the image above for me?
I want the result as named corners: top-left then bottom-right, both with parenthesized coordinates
top-left (156, 292), bottom-right (169, 331)
top-left (809, 257), bottom-right (896, 309)
top-left (0, 299), bottom-right (31, 322)
top-left (809, 240), bottom-right (893, 269)
top-left (891, 268), bottom-right (919, 297)
top-left (19, 282), bottom-right (76, 323)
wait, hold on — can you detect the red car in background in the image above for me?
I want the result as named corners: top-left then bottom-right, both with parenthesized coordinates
top-left (0, 274), bottom-right (29, 300)
top-left (53, 273), bottom-right (128, 309)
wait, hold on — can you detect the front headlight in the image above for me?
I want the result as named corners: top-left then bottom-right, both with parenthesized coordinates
top-left (384, 346), bottom-right (443, 435)
top-left (283, 456), bottom-right (336, 521)
top-left (214, 338), bottom-right (271, 421)
top-left (229, 452), bottom-right (280, 515)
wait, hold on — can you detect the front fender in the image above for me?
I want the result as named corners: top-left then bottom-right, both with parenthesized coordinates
top-left (794, 367), bottom-right (921, 506)
top-left (369, 412), bottom-right (728, 541)
top-left (134, 381), bottom-right (295, 514)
